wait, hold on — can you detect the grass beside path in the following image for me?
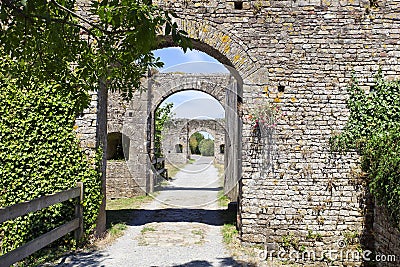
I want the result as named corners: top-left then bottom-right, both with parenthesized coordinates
top-left (106, 195), bottom-right (153, 210)
top-left (165, 163), bottom-right (187, 179)
top-left (96, 195), bottom-right (153, 248)
top-left (214, 162), bottom-right (231, 208)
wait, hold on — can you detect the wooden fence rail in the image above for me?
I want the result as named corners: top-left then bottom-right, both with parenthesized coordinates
top-left (0, 182), bottom-right (84, 267)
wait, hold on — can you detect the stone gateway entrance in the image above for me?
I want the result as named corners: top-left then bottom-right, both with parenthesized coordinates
top-left (105, 72), bottom-right (242, 201)
top-left (75, 0), bottom-right (400, 264)
top-left (161, 118), bottom-right (226, 165)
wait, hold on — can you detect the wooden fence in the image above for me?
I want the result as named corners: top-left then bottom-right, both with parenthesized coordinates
top-left (0, 182), bottom-right (84, 266)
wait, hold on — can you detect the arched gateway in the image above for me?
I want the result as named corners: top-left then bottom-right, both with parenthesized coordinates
top-left (118, 72), bottom-right (241, 199)
top-left (161, 118), bottom-right (226, 165)
top-left (75, 0), bottom-right (400, 262)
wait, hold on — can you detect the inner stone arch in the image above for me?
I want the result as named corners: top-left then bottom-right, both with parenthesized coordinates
top-left (105, 45), bottom-right (244, 226)
top-left (162, 119), bottom-right (225, 165)
top-left (146, 71), bottom-right (240, 198)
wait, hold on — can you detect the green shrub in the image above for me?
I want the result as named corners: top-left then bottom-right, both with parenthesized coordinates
top-left (199, 139), bottom-right (214, 156)
top-left (331, 71), bottom-right (400, 229)
top-left (0, 64), bottom-right (102, 259)
top-left (361, 128), bottom-right (400, 226)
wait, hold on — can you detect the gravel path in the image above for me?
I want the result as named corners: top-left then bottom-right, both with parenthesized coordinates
top-left (55, 156), bottom-right (241, 267)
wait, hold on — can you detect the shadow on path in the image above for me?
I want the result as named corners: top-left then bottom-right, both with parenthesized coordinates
top-left (54, 254), bottom-right (257, 267)
top-left (52, 251), bottom-right (108, 267)
top-left (171, 258), bottom-right (258, 267)
top-left (107, 208), bottom-right (230, 227)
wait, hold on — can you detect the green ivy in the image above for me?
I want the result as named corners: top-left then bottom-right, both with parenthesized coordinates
top-left (1, 0), bottom-right (190, 264)
top-left (0, 58), bottom-right (102, 261)
top-left (362, 129), bottom-right (400, 226)
top-left (330, 71), bottom-right (400, 229)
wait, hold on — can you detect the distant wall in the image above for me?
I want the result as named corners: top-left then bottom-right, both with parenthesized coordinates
top-left (162, 119), bottom-right (226, 166)
top-left (106, 161), bottom-right (142, 199)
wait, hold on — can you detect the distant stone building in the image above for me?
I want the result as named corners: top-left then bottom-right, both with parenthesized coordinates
top-left (161, 118), bottom-right (225, 165)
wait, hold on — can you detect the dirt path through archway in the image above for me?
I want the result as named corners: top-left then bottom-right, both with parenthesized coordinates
top-left (54, 156), bottom-right (241, 267)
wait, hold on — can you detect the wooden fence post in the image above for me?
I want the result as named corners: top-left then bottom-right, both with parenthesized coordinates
top-left (74, 182), bottom-right (84, 242)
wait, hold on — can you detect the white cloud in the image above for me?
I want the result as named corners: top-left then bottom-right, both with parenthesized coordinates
top-left (184, 50), bottom-right (212, 62)
top-left (162, 90), bottom-right (219, 107)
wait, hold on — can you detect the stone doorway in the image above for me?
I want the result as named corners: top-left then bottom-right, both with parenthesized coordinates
top-left (106, 47), bottom-right (243, 205)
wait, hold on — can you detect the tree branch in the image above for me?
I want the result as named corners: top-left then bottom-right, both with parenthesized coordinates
top-left (50, 0), bottom-right (97, 29)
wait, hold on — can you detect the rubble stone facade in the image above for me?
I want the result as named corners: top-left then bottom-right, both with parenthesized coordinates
top-left (75, 0), bottom-right (400, 265)
top-left (162, 119), bottom-right (226, 165)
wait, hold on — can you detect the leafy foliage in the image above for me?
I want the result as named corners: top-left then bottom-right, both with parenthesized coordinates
top-left (0, 57), bottom-right (102, 260)
top-left (199, 139), bottom-right (215, 156)
top-left (0, 0), bottom-right (190, 262)
top-left (362, 129), bottom-right (400, 226)
top-left (155, 103), bottom-right (174, 158)
top-left (330, 72), bottom-right (400, 228)
top-left (189, 132), bottom-right (205, 154)
top-left (0, 0), bottom-right (191, 99)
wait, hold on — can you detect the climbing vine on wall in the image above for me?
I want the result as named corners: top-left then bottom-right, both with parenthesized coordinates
top-left (330, 71), bottom-right (400, 229)
top-left (0, 57), bottom-right (102, 262)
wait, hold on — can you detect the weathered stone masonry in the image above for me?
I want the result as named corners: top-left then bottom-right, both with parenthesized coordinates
top-left (76, 0), bottom-right (400, 264)
top-left (155, 1), bottom-right (400, 264)
top-left (162, 119), bottom-right (226, 165)
top-left (103, 73), bottom-right (238, 199)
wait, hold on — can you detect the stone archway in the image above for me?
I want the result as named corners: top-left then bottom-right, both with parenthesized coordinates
top-left (77, 19), bottom-right (252, 236)
top-left (186, 120), bottom-right (225, 164)
top-left (75, 6), bottom-right (253, 231)
top-left (117, 71), bottom-right (241, 198)
top-left (147, 73), bottom-right (240, 198)
top-left (76, 0), bottom-right (400, 258)
top-left (162, 118), bottom-right (226, 165)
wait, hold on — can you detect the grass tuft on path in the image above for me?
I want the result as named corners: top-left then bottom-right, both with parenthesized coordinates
top-left (106, 195), bottom-right (153, 210)
top-left (165, 163), bottom-right (187, 179)
top-left (95, 195), bottom-right (154, 248)
top-left (217, 190), bottom-right (230, 207)
top-left (222, 223), bottom-right (238, 244)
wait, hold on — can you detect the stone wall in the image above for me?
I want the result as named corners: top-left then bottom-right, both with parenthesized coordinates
top-left (74, 91), bottom-right (99, 159)
top-left (106, 161), bottom-right (142, 199)
top-left (74, 0), bottom-right (400, 263)
top-left (107, 91), bottom-right (128, 134)
top-left (154, 0), bottom-right (400, 264)
top-left (162, 119), bottom-right (226, 165)
top-left (373, 205), bottom-right (400, 266)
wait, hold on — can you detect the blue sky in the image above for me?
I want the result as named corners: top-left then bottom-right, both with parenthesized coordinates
top-left (153, 47), bottom-right (228, 73)
top-left (165, 90), bottom-right (224, 119)
top-left (154, 48), bottom-right (226, 119)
